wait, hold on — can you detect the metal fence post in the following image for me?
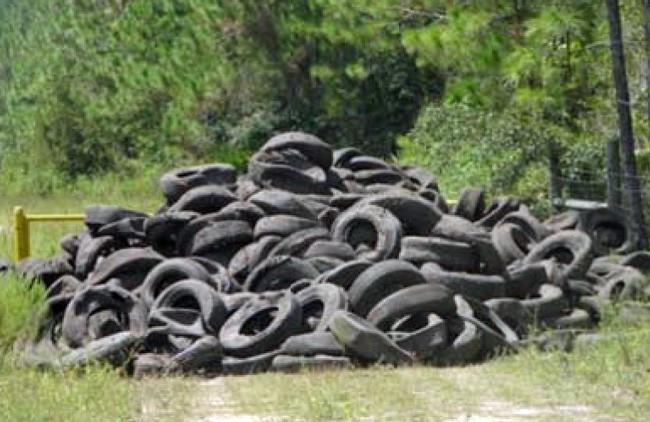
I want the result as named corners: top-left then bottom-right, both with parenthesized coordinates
top-left (606, 137), bottom-right (622, 210)
top-left (548, 140), bottom-right (562, 213)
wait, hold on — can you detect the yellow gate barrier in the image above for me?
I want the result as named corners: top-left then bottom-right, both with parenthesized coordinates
top-left (13, 206), bottom-right (85, 261)
top-left (12, 198), bottom-right (459, 261)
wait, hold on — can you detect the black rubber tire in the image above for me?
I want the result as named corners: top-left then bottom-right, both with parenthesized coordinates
top-left (248, 150), bottom-right (330, 195)
top-left (354, 193), bottom-right (442, 236)
top-left (57, 331), bottom-right (142, 368)
top-left (260, 131), bottom-right (333, 170)
top-left (343, 156), bottom-right (391, 171)
top-left (140, 258), bottom-right (214, 307)
top-left (484, 298), bottom-right (529, 334)
top-left (268, 227), bottom-right (330, 257)
top-left (253, 215), bottom-right (320, 240)
top-left (228, 236), bottom-right (282, 283)
top-left (429, 318), bottom-right (483, 365)
top-left (328, 310), bottom-right (413, 365)
top-left (317, 260), bottom-right (373, 289)
top-left (271, 354), bottom-right (352, 373)
top-left (160, 164), bottom-right (237, 205)
top-left (620, 251), bottom-right (650, 273)
top-left (520, 284), bottom-right (569, 321)
top-left (144, 211), bottom-right (198, 256)
top-left (366, 283), bottom-right (456, 331)
top-left (248, 189), bottom-right (317, 220)
top-left (504, 263), bottom-right (550, 298)
top-left (152, 279), bottom-right (226, 335)
top-left (211, 201), bottom-right (267, 225)
top-left (279, 332), bottom-right (345, 356)
top-left (74, 236), bottom-right (115, 279)
top-left (596, 266), bottom-right (645, 301)
top-left (295, 284), bottom-right (348, 332)
top-left (46, 275), bottom-right (82, 298)
top-left (222, 292), bottom-right (257, 317)
top-left (168, 185), bottom-right (236, 214)
top-left (454, 295), bottom-right (519, 355)
top-left (333, 147), bottom-right (362, 167)
top-left (491, 223), bottom-right (536, 265)
top-left (60, 233), bottom-right (81, 259)
top-left (544, 210), bottom-right (580, 232)
top-left (431, 215), bottom-right (504, 275)
top-left (17, 255), bottom-right (75, 288)
top-left (84, 205), bottom-right (148, 235)
top-left (419, 188), bottom-right (449, 213)
top-left (303, 240), bottom-right (357, 261)
top-left (244, 255), bottom-right (319, 292)
top-left (401, 165), bottom-right (438, 190)
top-left (497, 210), bottom-right (551, 241)
top-left (399, 236), bottom-right (479, 272)
top-left (348, 260), bottom-right (426, 317)
top-left (522, 230), bottom-right (593, 281)
top-left (146, 307), bottom-right (206, 341)
top-left (544, 308), bottom-right (594, 330)
top-left (168, 335), bottom-right (222, 373)
top-left (452, 187), bottom-right (485, 222)
top-left (578, 207), bottom-right (634, 256)
top-left (387, 314), bottom-right (448, 359)
top-left (331, 204), bottom-right (402, 262)
top-left (476, 196), bottom-right (521, 228)
top-left (353, 169), bottom-right (404, 186)
top-left (182, 220), bottom-right (253, 258)
top-left (96, 217), bottom-right (146, 241)
top-left (86, 248), bottom-right (164, 291)
top-left (306, 257), bottom-right (344, 273)
top-left (62, 284), bottom-right (147, 348)
top-left (220, 292), bottom-right (303, 358)
top-left (222, 350), bottom-right (281, 375)
top-left (425, 270), bottom-right (506, 301)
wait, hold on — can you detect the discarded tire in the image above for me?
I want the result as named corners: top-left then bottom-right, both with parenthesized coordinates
top-left (14, 130), bottom-right (650, 377)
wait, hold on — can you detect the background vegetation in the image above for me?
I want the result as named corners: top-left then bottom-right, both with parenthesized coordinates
top-left (2, 1), bottom-right (650, 199)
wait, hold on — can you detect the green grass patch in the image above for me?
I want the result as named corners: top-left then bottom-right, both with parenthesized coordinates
top-left (0, 272), bottom-right (45, 351)
top-left (0, 363), bottom-right (136, 422)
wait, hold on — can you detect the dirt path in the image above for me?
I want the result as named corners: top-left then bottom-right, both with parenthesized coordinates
top-left (139, 366), bottom-right (612, 422)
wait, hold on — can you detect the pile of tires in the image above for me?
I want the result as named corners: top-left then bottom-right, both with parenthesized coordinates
top-left (10, 131), bottom-right (650, 376)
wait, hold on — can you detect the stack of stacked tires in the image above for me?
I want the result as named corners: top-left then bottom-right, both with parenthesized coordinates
top-left (11, 131), bottom-right (649, 376)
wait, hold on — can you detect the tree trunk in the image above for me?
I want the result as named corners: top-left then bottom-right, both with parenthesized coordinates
top-left (642, 0), bottom-right (650, 147)
top-left (606, 0), bottom-right (648, 248)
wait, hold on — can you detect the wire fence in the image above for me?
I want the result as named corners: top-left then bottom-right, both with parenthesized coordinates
top-left (553, 167), bottom-right (650, 220)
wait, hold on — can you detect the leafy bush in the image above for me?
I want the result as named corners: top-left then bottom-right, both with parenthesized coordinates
top-left (399, 104), bottom-right (606, 205)
top-left (400, 105), bottom-right (550, 199)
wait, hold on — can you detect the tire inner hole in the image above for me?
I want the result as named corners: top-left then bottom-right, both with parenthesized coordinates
top-left (170, 294), bottom-right (201, 311)
top-left (241, 307), bottom-right (278, 335)
top-left (594, 222), bottom-right (625, 248)
top-left (511, 226), bottom-right (534, 252)
top-left (303, 300), bottom-right (324, 329)
top-left (546, 246), bottom-right (574, 264)
top-left (345, 221), bottom-right (377, 251)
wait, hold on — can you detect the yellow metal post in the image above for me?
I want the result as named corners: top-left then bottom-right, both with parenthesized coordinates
top-left (13, 206), bottom-right (29, 261)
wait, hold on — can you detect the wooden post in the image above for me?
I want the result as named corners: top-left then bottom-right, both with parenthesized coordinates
top-left (606, 137), bottom-right (622, 210)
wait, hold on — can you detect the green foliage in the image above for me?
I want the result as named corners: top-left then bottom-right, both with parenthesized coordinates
top-left (0, 0), bottom-right (644, 200)
top-left (0, 273), bottom-right (45, 351)
top-left (401, 105), bottom-right (551, 200)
